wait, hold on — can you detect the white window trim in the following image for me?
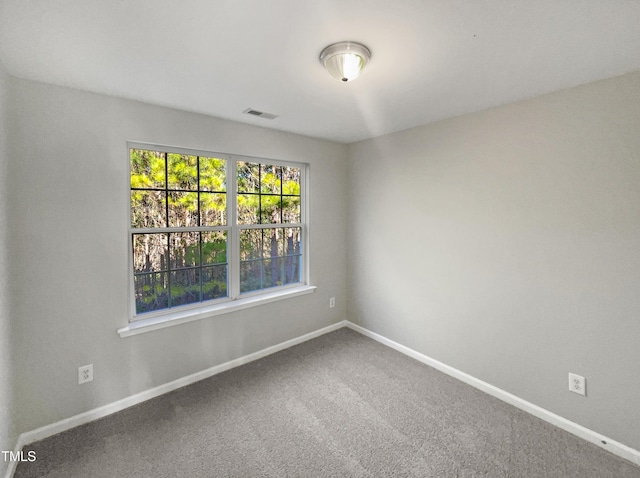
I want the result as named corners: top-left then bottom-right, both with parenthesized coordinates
top-left (122, 142), bottom-right (312, 337)
top-left (118, 284), bottom-right (316, 337)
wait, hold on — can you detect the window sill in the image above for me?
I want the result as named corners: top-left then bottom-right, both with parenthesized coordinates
top-left (117, 285), bottom-right (316, 338)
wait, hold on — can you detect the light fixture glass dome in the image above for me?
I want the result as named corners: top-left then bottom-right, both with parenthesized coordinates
top-left (320, 41), bottom-right (371, 82)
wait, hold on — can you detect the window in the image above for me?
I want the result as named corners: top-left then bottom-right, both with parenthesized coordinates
top-left (236, 161), bottom-right (302, 293)
top-left (129, 144), bottom-right (306, 321)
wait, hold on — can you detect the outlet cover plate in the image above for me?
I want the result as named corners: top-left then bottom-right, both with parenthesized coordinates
top-left (568, 372), bottom-right (586, 396)
top-left (79, 364), bottom-right (93, 384)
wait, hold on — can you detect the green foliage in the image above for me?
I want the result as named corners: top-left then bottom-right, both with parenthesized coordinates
top-left (236, 162), bottom-right (301, 225)
top-left (130, 149), bottom-right (166, 189)
top-left (202, 238), bottom-right (227, 264)
top-left (167, 153), bottom-right (197, 190)
top-left (131, 149), bottom-right (303, 314)
top-left (237, 162), bottom-right (260, 193)
top-left (283, 179), bottom-right (300, 195)
top-left (200, 157), bottom-right (226, 191)
top-left (130, 149), bottom-right (227, 229)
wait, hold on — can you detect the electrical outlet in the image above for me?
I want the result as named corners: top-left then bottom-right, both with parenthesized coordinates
top-left (329, 297), bottom-right (335, 308)
top-left (568, 372), bottom-right (586, 396)
top-left (78, 364), bottom-right (93, 385)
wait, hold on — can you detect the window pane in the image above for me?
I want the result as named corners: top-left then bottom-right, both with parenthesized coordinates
top-left (130, 149), bottom-right (165, 189)
top-left (131, 190), bottom-right (166, 228)
top-left (238, 194), bottom-right (259, 224)
top-left (237, 162), bottom-right (300, 227)
top-left (240, 257), bottom-right (298, 293)
top-left (239, 227), bottom-right (302, 294)
top-left (167, 153), bottom-right (198, 190)
top-left (240, 260), bottom-right (263, 293)
top-left (263, 257), bottom-right (284, 288)
top-left (284, 254), bottom-right (301, 284)
top-left (202, 231), bottom-right (227, 265)
top-left (170, 232), bottom-right (200, 269)
top-left (132, 233), bottom-right (168, 273)
top-left (282, 166), bottom-right (300, 195)
top-left (170, 268), bottom-right (200, 307)
top-left (283, 228), bottom-right (302, 284)
top-left (168, 191), bottom-right (198, 227)
top-left (284, 227), bottom-right (302, 256)
top-left (237, 162), bottom-right (260, 193)
top-left (202, 265), bottom-right (227, 300)
top-left (260, 164), bottom-right (281, 194)
top-left (260, 195), bottom-right (281, 224)
top-left (200, 192), bottom-right (226, 226)
top-left (283, 227), bottom-right (302, 284)
top-left (282, 196), bottom-right (300, 223)
top-left (240, 229), bottom-right (262, 261)
top-left (200, 157), bottom-right (226, 192)
top-left (134, 272), bottom-right (169, 313)
top-left (262, 228), bottom-right (284, 258)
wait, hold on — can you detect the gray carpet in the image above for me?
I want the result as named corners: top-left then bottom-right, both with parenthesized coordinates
top-left (15, 328), bottom-right (640, 477)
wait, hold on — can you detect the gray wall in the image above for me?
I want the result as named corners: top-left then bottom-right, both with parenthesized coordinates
top-left (0, 61), bottom-right (15, 478)
top-left (347, 71), bottom-right (640, 450)
top-left (6, 78), bottom-right (348, 437)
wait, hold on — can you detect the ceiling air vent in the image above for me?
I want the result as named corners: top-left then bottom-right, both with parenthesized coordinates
top-left (243, 108), bottom-right (278, 120)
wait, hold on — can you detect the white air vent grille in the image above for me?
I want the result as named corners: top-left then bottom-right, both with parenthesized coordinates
top-left (243, 108), bottom-right (278, 120)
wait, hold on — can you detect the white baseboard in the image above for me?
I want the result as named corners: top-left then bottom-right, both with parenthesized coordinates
top-left (5, 321), bottom-right (346, 478)
top-left (6, 319), bottom-right (639, 478)
top-left (345, 321), bottom-right (640, 467)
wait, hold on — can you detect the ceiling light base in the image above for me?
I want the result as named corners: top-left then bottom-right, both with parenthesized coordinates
top-left (319, 41), bottom-right (371, 82)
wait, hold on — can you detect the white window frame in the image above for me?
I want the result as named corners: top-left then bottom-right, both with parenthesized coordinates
top-left (119, 142), bottom-right (314, 337)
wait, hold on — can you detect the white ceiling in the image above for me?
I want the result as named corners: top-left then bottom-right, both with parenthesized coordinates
top-left (1, 0), bottom-right (640, 143)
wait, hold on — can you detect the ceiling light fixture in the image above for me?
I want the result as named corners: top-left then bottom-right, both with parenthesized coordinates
top-left (319, 41), bottom-right (371, 83)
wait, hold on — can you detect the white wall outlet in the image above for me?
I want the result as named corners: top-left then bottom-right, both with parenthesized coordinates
top-left (78, 364), bottom-right (93, 384)
top-left (329, 297), bottom-right (335, 308)
top-left (568, 372), bottom-right (586, 396)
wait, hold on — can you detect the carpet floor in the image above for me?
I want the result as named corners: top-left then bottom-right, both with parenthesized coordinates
top-left (14, 327), bottom-right (640, 477)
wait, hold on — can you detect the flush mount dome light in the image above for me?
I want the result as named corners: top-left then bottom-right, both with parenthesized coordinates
top-left (319, 41), bottom-right (371, 82)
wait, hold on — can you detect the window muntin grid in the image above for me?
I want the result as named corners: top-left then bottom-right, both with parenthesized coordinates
top-left (129, 146), bottom-right (307, 319)
top-left (130, 148), bottom-right (228, 315)
top-left (239, 227), bottom-right (302, 294)
top-left (237, 162), bottom-right (301, 225)
top-left (236, 162), bottom-right (302, 295)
